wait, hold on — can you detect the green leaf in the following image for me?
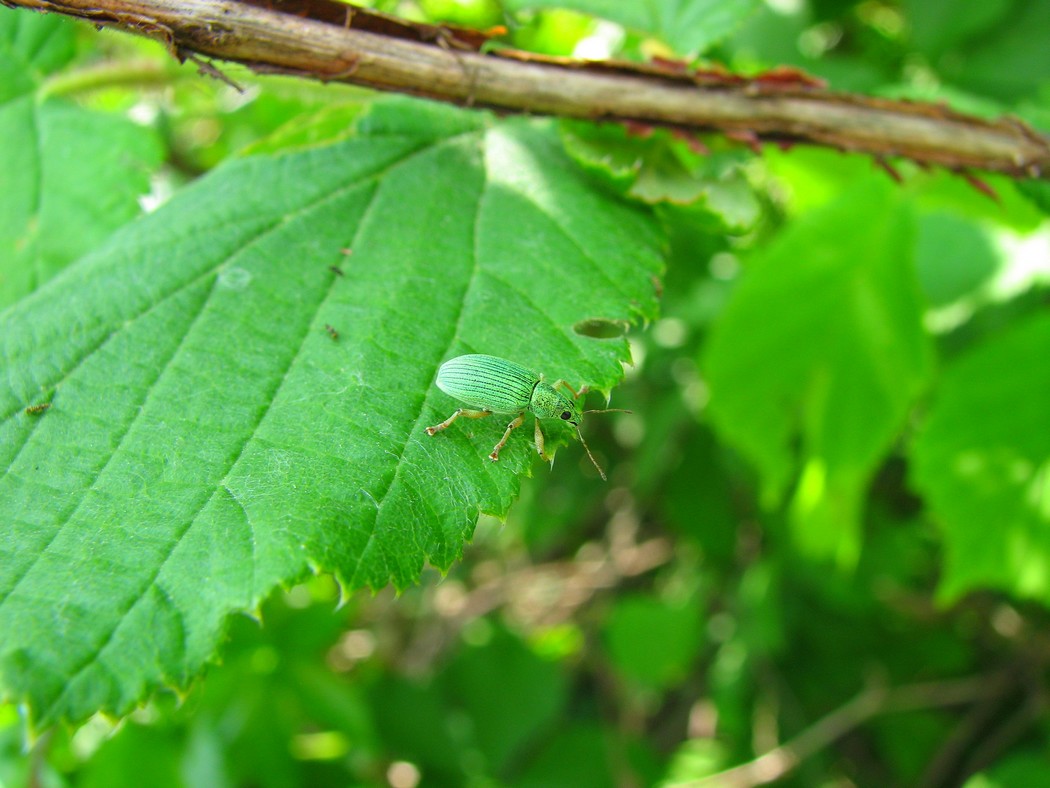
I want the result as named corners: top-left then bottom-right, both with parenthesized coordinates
top-left (0, 97), bottom-right (663, 728)
top-left (914, 211), bottom-right (998, 307)
top-left (661, 426), bottom-right (737, 560)
top-left (602, 594), bottom-right (703, 688)
top-left (561, 122), bottom-right (760, 232)
top-left (78, 725), bottom-right (184, 788)
top-left (0, 97), bottom-right (164, 308)
top-left (902, 0), bottom-right (1012, 58)
top-left (925, 1), bottom-right (1050, 101)
top-left (0, 8), bottom-right (76, 103)
top-left (0, 9), bottom-right (163, 308)
top-left (368, 675), bottom-right (462, 779)
top-left (444, 627), bottom-right (568, 770)
top-left (704, 179), bottom-right (932, 563)
top-left (652, 0), bottom-right (761, 56)
top-left (514, 724), bottom-right (615, 788)
top-left (502, 0), bottom-right (760, 55)
top-left (1017, 178), bottom-right (1050, 216)
top-left (911, 314), bottom-right (1050, 605)
top-left (963, 752), bottom-right (1050, 788)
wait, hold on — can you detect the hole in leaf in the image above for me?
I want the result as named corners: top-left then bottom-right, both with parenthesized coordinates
top-left (573, 318), bottom-right (628, 339)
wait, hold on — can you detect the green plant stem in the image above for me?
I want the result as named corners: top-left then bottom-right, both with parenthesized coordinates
top-left (40, 59), bottom-right (186, 98)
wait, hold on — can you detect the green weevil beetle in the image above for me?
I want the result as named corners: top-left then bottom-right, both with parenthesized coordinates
top-left (425, 354), bottom-right (628, 480)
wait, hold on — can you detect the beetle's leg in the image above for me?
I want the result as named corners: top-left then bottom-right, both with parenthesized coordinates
top-left (551, 379), bottom-right (588, 400)
top-left (489, 412), bottom-right (525, 461)
top-left (534, 417), bottom-right (549, 461)
top-left (426, 408), bottom-right (492, 435)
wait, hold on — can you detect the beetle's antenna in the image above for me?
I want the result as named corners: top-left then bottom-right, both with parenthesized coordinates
top-left (576, 427), bottom-right (607, 481)
top-left (576, 408), bottom-right (630, 480)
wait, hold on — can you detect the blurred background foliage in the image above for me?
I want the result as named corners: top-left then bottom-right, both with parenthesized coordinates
top-left (2, 0), bottom-right (1050, 785)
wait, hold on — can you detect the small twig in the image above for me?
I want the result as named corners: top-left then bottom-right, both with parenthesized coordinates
top-left (918, 662), bottom-right (1044, 788)
top-left (962, 688), bottom-right (1044, 778)
top-left (392, 522), bottom-right (673, 674)
top-left (676, 676), bottom-right (987, 788)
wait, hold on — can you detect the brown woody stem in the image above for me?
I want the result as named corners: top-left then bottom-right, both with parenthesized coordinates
top-left (4, 0), bottom-right (1049, 178)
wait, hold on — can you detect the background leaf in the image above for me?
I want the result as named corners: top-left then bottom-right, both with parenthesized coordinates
top-left (0, 97), bottom-right (662, 727)
top-left (903, 0), bottom-right (1050, 101)
top-left (0, 9), bottom-right (75, 102)
top-left (603, 593), bottom-right (704, 689)
top-left (501, 0), bottom-right (761, 55)
top-left (444, 626), bottom-right (568, 770)
top-left (912, 314), bottom-right (1050, 605)
top-left (704, 178), bottom-right (932, 563)
top-left (0, 9), bottom-right (164, 308)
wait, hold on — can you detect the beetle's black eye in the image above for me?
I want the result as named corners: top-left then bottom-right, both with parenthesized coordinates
top-left (561, 411), bottom-right (572, 420)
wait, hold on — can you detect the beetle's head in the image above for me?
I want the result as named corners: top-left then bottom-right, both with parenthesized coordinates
top-left (534, 383), bottom-right (582, 425)
top-left (557, 395), bottom-right (583, 427)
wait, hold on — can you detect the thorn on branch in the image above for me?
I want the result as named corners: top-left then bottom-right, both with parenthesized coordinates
top-left (622, 120), bottom-right (657, 138)
top-left (750, 65), bottom-right (828, 90)
top-left (649, 55), bottom-right (691, 75)
top-left (725, 129), bottom-right (763, 155)
top-left (670, 129), bottom-right (710, 155)
top-left (178, 49), bottom-right (244, 92)
top-left (961, 170), bottom-right (1001, 204)
top-left (769, 137), bottom-right (798, 152)
top-left (874, 156), bottom-right (904, 184)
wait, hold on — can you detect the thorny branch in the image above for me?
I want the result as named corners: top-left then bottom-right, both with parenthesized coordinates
top-left (4, 0), bottom-right (1049, 179)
